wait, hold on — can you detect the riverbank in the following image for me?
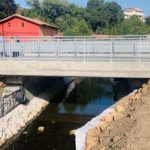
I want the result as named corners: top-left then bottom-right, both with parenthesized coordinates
top-left (0, 89), bottom-right (49, 149)
top-left (86, 80), bottom-right (150, 150)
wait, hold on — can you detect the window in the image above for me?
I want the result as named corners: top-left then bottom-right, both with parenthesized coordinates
top-left (21, 22), bottom-right (24, 27)
top-left (8, 23), bottom-right (11, 27)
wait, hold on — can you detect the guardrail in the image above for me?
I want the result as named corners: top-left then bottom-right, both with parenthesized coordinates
top-left (0, 36), bottom-right (150, 62)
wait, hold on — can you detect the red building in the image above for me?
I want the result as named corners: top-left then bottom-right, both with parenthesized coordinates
top-left (0, 14), bottom-right (58, 37)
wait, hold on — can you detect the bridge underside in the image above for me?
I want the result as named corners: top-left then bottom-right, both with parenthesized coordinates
top-left (0, 61), bottom-right (150, 78)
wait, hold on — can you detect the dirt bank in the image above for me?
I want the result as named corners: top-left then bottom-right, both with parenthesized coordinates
top-left (86, 80), bottom-right (150, 150)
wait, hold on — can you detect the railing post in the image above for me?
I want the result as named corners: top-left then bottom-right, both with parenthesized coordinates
top-left (9, 38), bottom-right (12, 60)
top-left (38, 38), bottom-right (40, 59)
top-left (33, 39), bottom-right (35, 61)
top-left (57, 38), bottom-right (60, 61)
top-left (74, 37), bottom-right (77, 59)
top-left (111, 38), bottom-right (114, 61)
top-left (84, 37), bottom-right (85, 61)
top-left (139, 37), bottom-right (141, 62)
top-left (133, 43), bottom-right (136, 60)
top-left (2, 37), bottom-right (5, 59)
top-left (20, 39), bottom-right (23, 59)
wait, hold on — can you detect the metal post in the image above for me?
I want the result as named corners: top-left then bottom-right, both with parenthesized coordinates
top-left (38, 38), bottom-right (40, 59)
top-left (84, 37), bottom-right (85, 61)
top-left (139, 37), bottom-right (141, 62)
top-left (33, 39), bottom-right (35, 61)
top-left (133, 43), bottom-right (136, 60)
top-left (21, 39), bottom-right (23, 59)
top-left (93, 45), bottom-right (95, 57)
top-left (9, 38), bottom-right (12, 60)
top-left (57, 38), bottom-right (60, 61)
top-left (111, 38), bottom-right (114, 61)
top-left (74, 37), bottom-right (77, 59)
top-left (2, 37), bottom-right (5, 59)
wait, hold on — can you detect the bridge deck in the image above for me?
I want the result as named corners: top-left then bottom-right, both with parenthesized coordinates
top-left (0, 36), bottom-right (150, 78)
top-left (0, 60), bottom-right (149, 78)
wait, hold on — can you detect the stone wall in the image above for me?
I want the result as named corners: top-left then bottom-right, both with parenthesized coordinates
top-left (0, 90), bottom-right (49, 148)
top-left (0, 94), bottom-right (18, 118)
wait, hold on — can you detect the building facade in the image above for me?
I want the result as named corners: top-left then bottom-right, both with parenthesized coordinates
top-left (124, 8), bottom-right (145, 22)
top-left (0, 14), bottom-right (58, 36)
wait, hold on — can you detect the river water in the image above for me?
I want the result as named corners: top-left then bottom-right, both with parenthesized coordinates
top-left (5, 77), bottom-right (147, 150)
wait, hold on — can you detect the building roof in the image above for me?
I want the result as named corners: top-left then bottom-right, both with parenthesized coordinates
top-left (124, 7), bottom-right (144, 12)
top-left (0, 14), bottom-right (58, 29)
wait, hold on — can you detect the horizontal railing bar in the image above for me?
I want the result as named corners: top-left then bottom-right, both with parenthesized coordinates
top-left (0, 36), bottom-right (150, 62)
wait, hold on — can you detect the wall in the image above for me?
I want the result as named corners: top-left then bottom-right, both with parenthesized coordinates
top-left (0, 24), bottom-right (3, 36)
top-left (0, 17), bottom-right (41, 36)
top-left (40, 26), bottom-right (58, 36)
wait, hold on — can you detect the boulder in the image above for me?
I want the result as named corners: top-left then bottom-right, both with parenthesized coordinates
top-left (130, 93), bottom-right (142, 102)
top-left (115, 105), bottom-right (125, 113)
top-left (86, 136), bottom-right (99, 150)
top-left (97, 122), bottom-right (108, 132)
top-left (101, 114), bottom-right (114, 123)
top-left (38, 127), bottom-right (45, 133)
top-left (142, 86), bottom-right (149, 94)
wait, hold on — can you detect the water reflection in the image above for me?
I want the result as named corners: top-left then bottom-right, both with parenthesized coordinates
top-left (59, 78), bottom-right (114, 115)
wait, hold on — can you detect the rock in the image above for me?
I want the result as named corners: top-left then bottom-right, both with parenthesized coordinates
top-left (112, 134), bottom-right (124, 143)
top-left (23, 131), bottom-right (28, 135)
top-left (130, 93), bottom-right (142, 102)
top-left (100, 147), bottom-right (106, 150)
top-left (142, 83), bottom-right (147, 88)
top-left (115, 105), bottom-right (125, 113)
top-left (1, 91), bottom-right (6, 97)
top-left (142, 86), bottom-right (149, 94)
top-left (0, 138), bottom-right (6, 145)
top-left (138, 88), bottom-right (143, 94)
top-left (86, 136), bottom-right (99, 150)
top-left (97, 122), bottom-right (108, 132)
top-left (101, 114), bottom-right (113, 123)
top-left (87, 129), bottom-right (98, 137)
top-left (0, 81), bottom-right (6, 89)
top-left (112, 112), bottom-right (124, 121)
top-left (38, 127), bottom-right (45, 133)
top-left (69, 130), bottom-right (75, 135)
top-left (101, 111), bottom-right (123, 123)
top-left (148, 79), bottom-right (150, 85)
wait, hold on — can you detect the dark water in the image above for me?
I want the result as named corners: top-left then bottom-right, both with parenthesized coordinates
top-left (5, 78), bottom-right (147, 150)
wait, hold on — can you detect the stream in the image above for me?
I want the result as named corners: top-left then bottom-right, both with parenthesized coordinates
top-left (5, 77), bottom-right (147, 150)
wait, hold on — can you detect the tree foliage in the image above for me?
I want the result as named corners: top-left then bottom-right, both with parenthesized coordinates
top-left (86, 1), bottom-right (123, 33)
top-left (64, 19), bottom-right (92, 36)
top-left (103, 16), bottom-right (150, 35)
top-left (0, 0), bottom-right (17, 19)
top-left (146, 16), bottom-right (150, 26)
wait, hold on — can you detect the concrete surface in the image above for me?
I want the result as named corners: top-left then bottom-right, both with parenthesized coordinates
top-left (0, 61), bottom-right (150, 78)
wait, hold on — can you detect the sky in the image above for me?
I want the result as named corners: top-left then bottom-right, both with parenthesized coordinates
top-left (15, 0), bottom-right (150, 16)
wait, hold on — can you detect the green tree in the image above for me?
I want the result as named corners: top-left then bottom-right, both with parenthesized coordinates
top-left (86, 0), bottom-right (123, 32)
top-left (104, 2), bottom-right (123, 27)
top-left (103, 16), bottom-right (150, 35)
top-left (64, 20), bottom-right (92, 36)
top-left (0, 0), bottom-right (17, 19)
top-left (41, 0), bottom-right (71, 23)
top-left (146, 16), bottom-right (150, 26)
top-left (55, 15), bottom-right (77, 32)
top-left (87, 0), bottom-right (104, 10)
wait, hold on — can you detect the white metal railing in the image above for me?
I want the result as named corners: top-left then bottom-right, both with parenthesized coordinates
top-left (0, 36), bottom-right (150, 62)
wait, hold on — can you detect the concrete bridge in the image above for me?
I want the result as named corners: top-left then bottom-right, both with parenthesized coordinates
top-left (0, 36), bottom-right (150, 78)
